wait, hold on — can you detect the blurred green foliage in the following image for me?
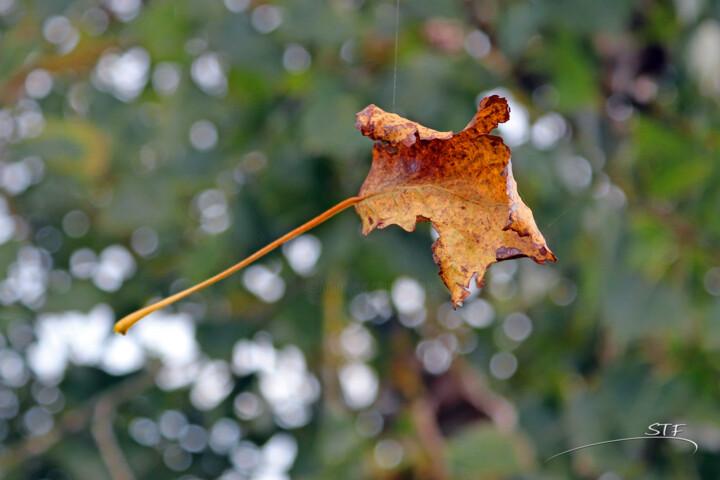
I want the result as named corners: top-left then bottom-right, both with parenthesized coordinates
top-left (1, 0), bottom-right (720, 479)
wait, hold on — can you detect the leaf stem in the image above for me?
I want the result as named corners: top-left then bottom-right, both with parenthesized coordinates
top-left (113, 196), bottom-right (364, 335)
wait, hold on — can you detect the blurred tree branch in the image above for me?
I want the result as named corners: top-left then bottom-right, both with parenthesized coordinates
top-left (0, 368), bottom-right (157, 477)
top-left (92, 397), bottom-right (137, 480)
top-left (0, 39), bottom-right (113, 105)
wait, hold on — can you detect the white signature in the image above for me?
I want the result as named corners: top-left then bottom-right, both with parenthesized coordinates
top-left (546, 423), bottom-right (698, 461)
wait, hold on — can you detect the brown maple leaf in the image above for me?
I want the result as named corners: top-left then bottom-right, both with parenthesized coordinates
top-left (354, 95), bottom-right (556, 306)
top-left (114, 95), bottom-right (555, 334)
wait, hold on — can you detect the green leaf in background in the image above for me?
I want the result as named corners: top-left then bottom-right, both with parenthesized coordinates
top-left (447, 424), bottom-right (535, 479)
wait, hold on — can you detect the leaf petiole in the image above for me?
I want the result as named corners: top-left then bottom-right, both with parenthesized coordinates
top-left (113, 196), bottom-right (364, 335)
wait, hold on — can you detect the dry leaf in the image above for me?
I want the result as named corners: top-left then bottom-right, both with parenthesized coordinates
top-left (355, 95), bottom-right (556, 306)
top-left (113, 95), bottom-right (556, 335)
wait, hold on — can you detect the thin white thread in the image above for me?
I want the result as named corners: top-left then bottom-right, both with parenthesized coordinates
top-left (544, 204), bottom-right (572, 228)
top-left (392, 0), bottom-right (400, 111)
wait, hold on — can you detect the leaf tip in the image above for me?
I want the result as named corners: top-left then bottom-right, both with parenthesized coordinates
top-left (465, 95), bottom-right (511, 134)
top-left (355, 104), bottom-right (377, 134)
